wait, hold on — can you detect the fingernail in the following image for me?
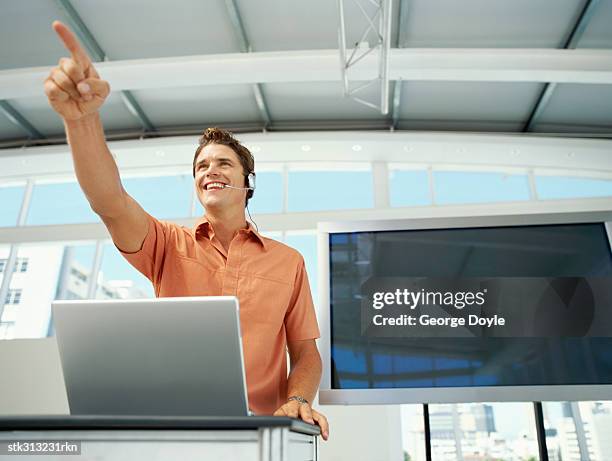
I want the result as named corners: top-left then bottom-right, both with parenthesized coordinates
top-left (83, 94), bottom-right (92, 101)
top-left (78, 83), bottom-right (90, 94)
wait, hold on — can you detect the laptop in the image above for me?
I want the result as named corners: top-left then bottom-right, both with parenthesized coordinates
top-left (52, 296), bottom-right (250, 416)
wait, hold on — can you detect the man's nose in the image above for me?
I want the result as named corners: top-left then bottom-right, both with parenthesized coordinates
top-left (204, 165), bottom-right (221, 177)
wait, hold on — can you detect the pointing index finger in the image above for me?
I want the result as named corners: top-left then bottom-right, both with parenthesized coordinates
top-left (52, 21), bottom-right (92, 68)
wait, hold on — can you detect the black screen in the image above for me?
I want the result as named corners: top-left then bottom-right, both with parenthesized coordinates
top-left (329, 222), bottom-right (612, 389)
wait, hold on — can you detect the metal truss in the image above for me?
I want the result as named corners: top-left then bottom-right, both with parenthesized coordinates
top-left (523, 0), bottom-right (600, 132)
top-left (337, 0), bottom-right (392, 114)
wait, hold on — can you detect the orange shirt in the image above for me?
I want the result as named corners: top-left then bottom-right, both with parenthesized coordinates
top-left (118, 213), bottom-right (320, 415)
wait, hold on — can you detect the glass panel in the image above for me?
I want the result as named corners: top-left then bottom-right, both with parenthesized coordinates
top-left (434, 171), bottom-right (530, 204)
top-left (96, 243), bottom-right (154, 299)
top-left (0, 245), bottom-right (9, 287)
top-left (578, 401), bottom-right (612, 461)
top-left (285, 232), bottom-right (318, 305)
top-left (2, 243), bottom-right (69, 339)
top-left (543, 402), bottom-right (583, 461)
top-left (401, 404), bottom-right (426, 461)
top-left (0, 245), bottom-right (11, 339)
top-left (389, 169), bottom-right (431, 207)
top-left (288, 169), bottom-right (373, 211)
top-left (536, 175), bottom-right (612, 200)
top-left (247, 171), bottom-right (282, 214)
top-left (544, 401), bottom-right (612, 461)
top-left (194, 171), bottom-right (283, 216)
top-left (429, 403), bottom-right (538, 461)
top-left (54, 244), bottom-right (97, 301)
top-left (27, 180), bottom-right (99, 225)
top-left (0, 183), bottom-right (25, 227)
top-left (123, 174), bottom-right (193, 219)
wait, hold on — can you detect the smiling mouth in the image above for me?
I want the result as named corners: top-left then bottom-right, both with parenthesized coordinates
top-left (205, 182), bottom-right (227, 190)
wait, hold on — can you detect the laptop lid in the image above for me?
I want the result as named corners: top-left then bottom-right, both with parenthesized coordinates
top-left (52, 296), bottom-right (249, 417)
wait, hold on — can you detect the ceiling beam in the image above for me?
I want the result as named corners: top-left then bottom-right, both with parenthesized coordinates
top-left (3, 48), bottom-right (612, 100)
top-left (523, 0), bottom-right (601, 132)
top-left (0, 101), bottom-right (43, 139)
top-left (223, 0), bottom-right (272, 128)
top-left (54, 0), bottom-right (155, 132)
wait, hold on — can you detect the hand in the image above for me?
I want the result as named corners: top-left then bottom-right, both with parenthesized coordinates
top-left (44, 21), bottom-right (110, 121)
top-left (273, 400), bottom-right (329, 441)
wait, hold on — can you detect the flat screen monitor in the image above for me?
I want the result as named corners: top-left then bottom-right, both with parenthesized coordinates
top-left (317, 209), bottom-right (612, 404)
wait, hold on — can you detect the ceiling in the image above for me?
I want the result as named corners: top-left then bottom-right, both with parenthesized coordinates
top-left (0, 0), bottom-right (611, 149)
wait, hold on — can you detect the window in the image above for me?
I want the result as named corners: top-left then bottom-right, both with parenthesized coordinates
top-left (55, 244), bottom-right (97, 301)
top-left (543, 401), bottom-right (612, 461)
top-left (96, 242), bottom-right (154, 300)
top-left (389, 166), bottom-right (431, 207)
top-left (19, 258), bottom-right (28, 273)
top-left (27, 180), bottom-right (99, 225)
top-left (288, 164), bottom-right (373, 211)
top-left (0, 258), bottom-right (29, 273)
top-left (5, 288), bottom-right (22, 305)
top-left (0, 243), bottom-right (98, 340)
top-left (0, 246), bottom-right (9, 286)
top-left (401, 404), bottom-right (426, 461)
top-left (536, 175), bottom-right (612, 200)
top-left (123, 173), bottom-right (193, 219)
top-left (0, 182), bottom-right (26, 227)
top-left (433, 170), bottom-right (530, 204)
top-left (426, 403), bottom-right (538, 461)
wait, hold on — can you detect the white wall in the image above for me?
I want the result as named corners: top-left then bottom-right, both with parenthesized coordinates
top-left (317, 402), bottom-right (404, 461)
top-left (0, 337), bottom-right (69, 415)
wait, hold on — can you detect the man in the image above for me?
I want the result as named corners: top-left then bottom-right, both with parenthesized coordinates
top-left (44, 20), bottom-right (329, 440)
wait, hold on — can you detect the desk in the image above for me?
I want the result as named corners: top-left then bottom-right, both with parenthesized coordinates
top-left (0, 415), bottom-right (319, 460)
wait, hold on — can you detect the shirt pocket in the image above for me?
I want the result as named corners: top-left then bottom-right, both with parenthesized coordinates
top-left (160, 255), bottom-right (222, 296)
top-left (239, 275), bottom-right (292, 332)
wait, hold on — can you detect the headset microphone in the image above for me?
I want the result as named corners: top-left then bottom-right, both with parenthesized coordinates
top-left (223, 184), bottom-right (253, 191)
top-left (222, 173), bottom-right (256, 191)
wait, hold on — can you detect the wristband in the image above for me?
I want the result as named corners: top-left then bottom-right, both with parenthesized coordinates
top-left (287, 395), bottom-right (309, 405)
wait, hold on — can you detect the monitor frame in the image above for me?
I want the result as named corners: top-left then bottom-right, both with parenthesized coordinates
top-left (317, 206), bottom-right (612, 405)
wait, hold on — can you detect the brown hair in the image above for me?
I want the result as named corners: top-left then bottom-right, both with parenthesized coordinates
top-left (192, 127), bottom-right (255, 205)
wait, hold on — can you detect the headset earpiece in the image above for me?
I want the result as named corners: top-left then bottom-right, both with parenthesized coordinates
top-left (246, 172), bottom-right (256, 199)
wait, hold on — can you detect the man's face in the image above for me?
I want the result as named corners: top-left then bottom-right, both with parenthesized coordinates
top-left (194, 144), bottom-right (247, 213)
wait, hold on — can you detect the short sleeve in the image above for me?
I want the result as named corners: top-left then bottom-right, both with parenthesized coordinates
top-left (116, 213), bottom-right (169, 287)
top-left (284, 256), bottom-right (321, 341)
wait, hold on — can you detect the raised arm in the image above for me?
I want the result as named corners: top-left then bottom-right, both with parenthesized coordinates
top-left (45, 21), bottom-right (148, 253)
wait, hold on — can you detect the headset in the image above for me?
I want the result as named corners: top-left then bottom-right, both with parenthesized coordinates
top-left (202, 172), bottom-right (258, 229)
top-left (223, 172), bottom-right (256, 199)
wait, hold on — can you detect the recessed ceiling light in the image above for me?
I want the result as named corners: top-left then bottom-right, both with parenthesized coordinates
top-left (301, 145), bottom-right (311, 152)
top-left (352, 145), bottom-right (362, 151)
top-left (155, 150), bottom-right (165, 157)
top-left (511, 149), bottom-right (520, 156)
top-left (403, 146), bottom-right (413, 152)
top-left (251, 146), bottom-right (261, 153)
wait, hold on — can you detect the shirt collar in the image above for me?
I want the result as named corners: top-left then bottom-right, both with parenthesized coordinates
top-left (193, 215), bottom-right (266, 249)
